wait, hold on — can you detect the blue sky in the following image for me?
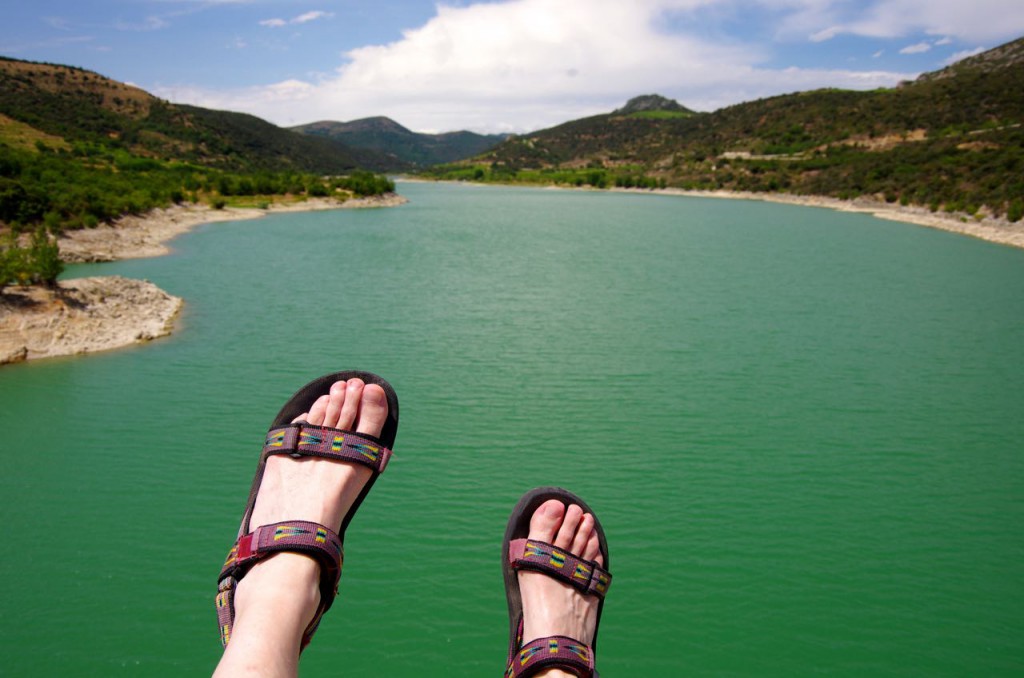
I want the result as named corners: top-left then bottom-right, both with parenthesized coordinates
top-left (3, 1), bottom-right (1023, 133)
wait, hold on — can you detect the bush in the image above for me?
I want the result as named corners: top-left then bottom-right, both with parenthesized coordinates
top-left (0, 229), bottom-right (64, 287)
top-left (1007, 200), bottom-right (1024, 223)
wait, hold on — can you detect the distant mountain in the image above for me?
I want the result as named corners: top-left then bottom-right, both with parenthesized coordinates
top-left (292, 116), bottom-right (507, 168)
top-left (435, 36), bottom-right (1024, 220)
top-left (0, 57), bottom-right (392, 173)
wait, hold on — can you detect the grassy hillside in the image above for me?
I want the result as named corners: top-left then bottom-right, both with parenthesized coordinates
top-left (0, 57), bottom-right (396, 254)
top-left (0, 57), bottom-right (392, 174)
top-left (424, 38), bottom-right (1024, 221)
top-left (292, 116), bottom-right (507, 169)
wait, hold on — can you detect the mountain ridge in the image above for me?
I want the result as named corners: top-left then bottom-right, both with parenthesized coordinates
top-left (291, 116), bottom-right (507, 169)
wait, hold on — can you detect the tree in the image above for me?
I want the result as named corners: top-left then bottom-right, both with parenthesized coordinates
top-left (30, 229), bottom-right (63, 287)
top-left (1, 230), bottom-right (65, 288)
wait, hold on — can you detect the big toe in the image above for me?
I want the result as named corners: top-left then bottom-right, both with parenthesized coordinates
top-left (527, 499), bottom-right (567, 543)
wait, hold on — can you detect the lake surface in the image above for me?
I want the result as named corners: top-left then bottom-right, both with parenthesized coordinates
top-left (2, 182), bottom-right (1023, 676)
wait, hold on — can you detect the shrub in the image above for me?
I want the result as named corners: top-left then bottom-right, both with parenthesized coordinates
top-left (1008, 200), bottom-right (1024, 223)
top-left (0, 230), bottom-right (64, 287)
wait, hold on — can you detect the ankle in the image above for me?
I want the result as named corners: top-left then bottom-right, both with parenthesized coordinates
top-left (233, 553), bottom-right (322, 630)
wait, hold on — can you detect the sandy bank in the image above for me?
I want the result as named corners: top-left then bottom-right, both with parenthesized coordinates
top-left (60, 193), bottom-right (408, 263)
top-left (410, 177), bottom-right (1023, 250)
top-left (0, 276), bottom-right (182, 364)
top-left (614, 187), bottom-right (1024, 250)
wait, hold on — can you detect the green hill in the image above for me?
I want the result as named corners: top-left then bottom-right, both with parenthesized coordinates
top-left (292, 116), bottom-right (507, 169)
top-left (0, 57), bottom-right (391, 173)
top-left (0, 57), bottom-right (395, 251)
top-left (426, 38), bottom-right (1024, 221)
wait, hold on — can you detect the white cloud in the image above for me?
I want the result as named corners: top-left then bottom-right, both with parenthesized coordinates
top-left (42, 16), bottom-right (73, 31)
top-left (115, 15), bottom-right (171, 31)
top-left (809, 26), bottom-right (841, 42)
top-left (155, 0), bottom-right (918, 133)
top-left (260, 10), bottom-right (333, 28)
top-left (293, 11), bottom-right (332, 24)
top-left (943, 47), bottom-right (986, 65)
top-left (793, 0), bottom-right (1024, 42)
top-left (899, 41), bottom-right (931, 54)
top-left (934, 36), bottom-right (953, 45)
top-left (872, 49), bottom-right (884, 58)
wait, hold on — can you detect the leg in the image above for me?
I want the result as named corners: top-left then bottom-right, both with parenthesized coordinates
top-left (214, 378), bottom-right (390, 678)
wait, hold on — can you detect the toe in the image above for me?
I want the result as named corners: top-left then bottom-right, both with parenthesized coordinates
top-left (527, 499), bottom-right (566, 543)
top-left (336, 379), bottom-right (364, 430)
top-left (584, 532), bottom-right (602, 566)
top-left (355, 384), bottom-right (389, 438)
top-left (322, 380), bottom-right (348, 428)
top-left (553, 504), bottom-right (584, 550)
top-left (303, 395), bottom-right (330, 426)
top-left (570, 513), bottom-right (595, 556)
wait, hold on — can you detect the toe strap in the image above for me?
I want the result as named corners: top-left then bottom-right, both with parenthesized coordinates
top-left (216, 520), bottom-right (344, 649)
top-left (508, 538), bottom-right (612, 599)
top-left (505, 636), bottom-right (595, 678)
top-left (264, 424), bottom-right (393, 472)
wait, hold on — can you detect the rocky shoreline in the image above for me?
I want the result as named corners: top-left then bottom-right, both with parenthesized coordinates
top-left (60, 193), bottom-right (409, 263)
top-left (1, 193), bottom-right (407, 365)
top-left (0, 276), bottom-right (183, 365)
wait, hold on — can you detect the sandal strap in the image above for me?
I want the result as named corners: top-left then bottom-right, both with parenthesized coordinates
top-left (508, 538), bottom-right (612, 599)
top-left (505, 635), bottom-right (595, 678)
top-left (264, 424), bottom-right (392, 473)
top-left (216, 520), bottom-right (344, 649)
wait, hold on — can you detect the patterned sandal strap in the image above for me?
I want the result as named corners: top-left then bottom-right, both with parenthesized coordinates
top-left (216, 520), bottom-right (344, 648)
top-left (508, 538), bottom-right (612, 599)
top-left (264, 424), bottom-right (392, 473)
top-left (505, 635), bottom-right (595, 678)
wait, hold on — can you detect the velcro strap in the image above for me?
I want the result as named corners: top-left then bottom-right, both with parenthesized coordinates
top-left (263, 424), bottom-right (392, 473)
top-left (505, 635), bottom-right (594, 678)
top-left (219, 520), bottom-right (344, 588)
top-left (508, 538), bottom-right (611, 599)
top-left (216, 520), bottom-right (344, 650)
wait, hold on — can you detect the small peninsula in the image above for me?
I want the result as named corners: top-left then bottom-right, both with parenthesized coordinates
top-left (0, 194), bottom-right (406, 365)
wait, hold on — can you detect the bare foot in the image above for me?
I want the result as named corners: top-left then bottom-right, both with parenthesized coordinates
top-left (215, 378), bottom-right (388, 677)
top-left (247, 378), bottom-right (388, 539)
top-left (518, 500), bottom-right (603, 678)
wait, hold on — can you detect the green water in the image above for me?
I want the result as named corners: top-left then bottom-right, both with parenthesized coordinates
top-left (2, 182), bottom-right (1023, 676)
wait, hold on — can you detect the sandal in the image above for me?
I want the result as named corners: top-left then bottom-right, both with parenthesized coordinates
top-left (502, 487), bottom-right (613, 677)
top-left (215, 371), bottom-right (400, 649)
